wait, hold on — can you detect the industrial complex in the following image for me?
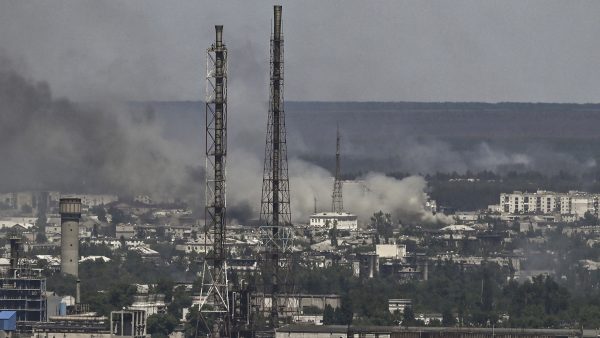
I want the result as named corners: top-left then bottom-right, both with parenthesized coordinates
top-left (2, 3), bottom-right (600, 338)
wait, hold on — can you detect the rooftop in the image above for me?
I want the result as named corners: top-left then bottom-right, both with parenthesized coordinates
top-left (310, 211), bottom-right (357, 217)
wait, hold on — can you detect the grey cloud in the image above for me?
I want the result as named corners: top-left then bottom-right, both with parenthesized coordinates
top-left (1, 1), bottom-right (600, 102)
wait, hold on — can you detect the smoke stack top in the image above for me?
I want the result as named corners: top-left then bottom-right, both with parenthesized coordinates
top-left (59, 198), bottom-right (82, 219)
top-left (215, 25), bottom-right (223, 48)
top-left (273, 5), bottom-right (282, 38)
top-left (60, 198), bottom-right (81, 278)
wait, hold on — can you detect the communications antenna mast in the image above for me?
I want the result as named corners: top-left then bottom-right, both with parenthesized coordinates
top-left (259, 5), bottom-right (293, 329)
top-left (199, 25), bottom-right (231, 337)
top-left (332, 125), bottom-right (343, 213)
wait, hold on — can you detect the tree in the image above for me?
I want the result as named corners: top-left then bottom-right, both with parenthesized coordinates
top-left (168, 286), bottom-right (192, 319)
top-left (91, 205), bottom-right (108, 222)
top-left (107, 283), bottom-right (137, 309)
top-left (402, 306), bottom-right (416, 327)
top-left (371, 211), bottom-right (394, 244)
top-left (147, 313), bottom-right (178, 337)
top-left (155, 278), bottom-right (174, 302)
top-left (36, 232), bottom-right (47, 244)
top-left (335, 293), bottom-right (353, 325)
top-left (581, 211), bottom-right (598, 226)
top-left (442, 307), bottom-right (456, 327)
top-left (323, 304), bottom-right (335, 325)
top-left (108, 206), bottom-right (131, 225)
top-left (92, 224), bottom-right (99, 238)
top-left (329, 221), bottom-right (338, 247)
top-left (35, 206), bottom-right (47, 230)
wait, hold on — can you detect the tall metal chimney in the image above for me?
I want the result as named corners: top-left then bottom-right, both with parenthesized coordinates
top-left (59, 198), bottom-right (81, 277)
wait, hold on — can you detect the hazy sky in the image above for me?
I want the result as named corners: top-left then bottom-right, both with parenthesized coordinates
top-left (2, 1), bottom-right (600, 102)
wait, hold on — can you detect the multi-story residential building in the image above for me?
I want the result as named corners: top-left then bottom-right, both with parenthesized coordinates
top-left (498, 190), bottom-right (599, 219)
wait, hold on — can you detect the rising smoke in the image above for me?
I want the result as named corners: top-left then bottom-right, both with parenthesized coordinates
top-left (5, 55), bottom-right (594, 227)
top-left (385, 139), bottom-right (597, 176)
top-left (225, 148), bottom-right (451, 226)
top-left (0, 56), bottom-right (203, 202)
top-left (0, 55), bottom-right (447, 226)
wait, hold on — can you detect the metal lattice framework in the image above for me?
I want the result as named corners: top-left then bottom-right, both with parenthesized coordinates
top-left (332, 125), bottom-right (343, 213)
top-left (199, 25), bottom-right (230, 337)
top-left (259, 5), bottom-right (294, 329)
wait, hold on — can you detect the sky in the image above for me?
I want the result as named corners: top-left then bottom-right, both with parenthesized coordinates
top-left (1, 1), bottom-right (600, 103)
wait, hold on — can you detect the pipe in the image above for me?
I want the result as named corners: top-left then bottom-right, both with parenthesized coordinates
top-left (76, 279), bottom-right (81, 304)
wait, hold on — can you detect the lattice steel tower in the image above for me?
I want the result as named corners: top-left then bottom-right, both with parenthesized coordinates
top-left (259, 5), bottom-right (293, 329)
top-left (199, 25), bottom-right (231, 337)
top-left (332, 126), bottom-right (343, 213)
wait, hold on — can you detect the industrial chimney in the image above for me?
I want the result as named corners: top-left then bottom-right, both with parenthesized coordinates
top-left (59, 198), bottom-right (81, 277)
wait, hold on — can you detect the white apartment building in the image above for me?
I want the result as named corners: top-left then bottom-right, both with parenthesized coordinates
top-left (499, 190), bottom-right (599, 219)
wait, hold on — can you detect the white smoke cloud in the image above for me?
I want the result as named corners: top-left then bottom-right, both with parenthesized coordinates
top-left (227, 149), bottom-right (451, 227)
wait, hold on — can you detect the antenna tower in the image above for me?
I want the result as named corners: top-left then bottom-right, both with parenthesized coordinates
top-left (198, 25), bottom-right (231, 337)
top-left (332, 126), bottom-right (343, 213)
top-left (259, 5), bottom-right (293, 329)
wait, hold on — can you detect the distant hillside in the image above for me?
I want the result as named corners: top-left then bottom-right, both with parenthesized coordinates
top-left (136, 101), bottom-right (600, 174)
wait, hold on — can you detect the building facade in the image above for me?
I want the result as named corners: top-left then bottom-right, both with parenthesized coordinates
top-left (309, 212), bottom-right (358, 231)
top-left (499, 190), bottom-right (600, 219)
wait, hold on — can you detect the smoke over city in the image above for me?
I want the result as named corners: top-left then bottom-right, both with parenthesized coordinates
top-left (0, 55), bottom-right (450, 225)
top-left (0, 57), bottom-right (203, 201)
top-left (227, 149), bottom-right (451, 226)
top-left (5, 55), bottom-right (600, 227)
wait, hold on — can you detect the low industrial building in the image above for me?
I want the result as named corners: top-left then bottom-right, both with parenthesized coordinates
top-left (0, 238), bottom-right (47, 323)
top-left (309, 212), bottom-right (358, 231)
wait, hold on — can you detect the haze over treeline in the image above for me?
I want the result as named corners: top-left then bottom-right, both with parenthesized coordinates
top-left (150, 101), bottom-right (600, 176)
top-left (3, 62), bottom-right (599, 226)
